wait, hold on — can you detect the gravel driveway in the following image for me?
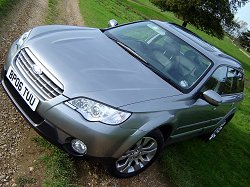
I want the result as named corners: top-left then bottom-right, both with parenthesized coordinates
top-left (0, 1), bottom-right (48, 186)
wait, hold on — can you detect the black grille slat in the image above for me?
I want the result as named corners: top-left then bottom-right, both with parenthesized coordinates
top-left (15, 49), bottom-right (63, 100)
top-left (16, 58), bottom-right (52, 99)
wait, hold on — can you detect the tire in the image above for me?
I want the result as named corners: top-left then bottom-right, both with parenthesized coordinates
top-left (205, 114), bottom-right (234, 142)
top-left (107, 129), bottom-right (164, 178)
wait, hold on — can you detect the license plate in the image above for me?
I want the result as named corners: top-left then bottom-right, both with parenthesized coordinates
top-left (6, 66), bottom-right (39, 111)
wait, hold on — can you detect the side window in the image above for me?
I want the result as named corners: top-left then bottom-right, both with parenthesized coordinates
top-left (202, 66), bottom-right (227, 95)
top-left (223, 67), bottom-right (235, 94)
top-left (236, 71), bottom-right (244, 93)
top-left (225, 67), bottom-right (244, 93)
top-left (202, 66), bottom-right (244, 95)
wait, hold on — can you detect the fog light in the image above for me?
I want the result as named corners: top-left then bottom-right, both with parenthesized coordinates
top-left (71, 139), bottom-right (87, 155)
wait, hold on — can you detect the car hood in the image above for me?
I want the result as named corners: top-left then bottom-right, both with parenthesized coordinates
top-left (24, 25), bottom-right (181, 108)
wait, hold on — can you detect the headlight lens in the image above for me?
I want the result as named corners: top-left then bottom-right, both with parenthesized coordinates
top-left (16, 30), bottom-right (32, 48)
top-left (65, 98), bottom-right (131, 125)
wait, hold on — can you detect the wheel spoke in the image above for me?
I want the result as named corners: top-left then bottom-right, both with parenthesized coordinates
top-left (142, 141), bottom-right (157, 151)
top-left (121, 160), bottom-right (134, 173)
top-left (138, 155), bottom-right (149, 165)
top-left (136, 139), bottom-right (143, 148)
top-left (116, 136), bottom-right (158, 174)
top-left (117, 153), bottom-right (130, 161)
top-left (133, 158), bottom-right (143, 171)
top-left (141, 137), bottom-right (151, 147)
top-left (117, 157), bottom-right (133, 172)
top-left (141, 147), bottom-right (157, 155)
top-left (117, 157), bottom-right (130, 169)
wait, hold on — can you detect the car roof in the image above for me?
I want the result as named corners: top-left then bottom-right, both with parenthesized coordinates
top-left (151, 20), bottom-right (243, 71)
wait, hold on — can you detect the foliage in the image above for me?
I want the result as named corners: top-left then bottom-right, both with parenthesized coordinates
top-left (150, 0), bottom-right (249, 39)
top-left (227, 19), bottom-right (249, 38)
top-left (223, 19), bottom-right (240, 36)
top-left (238, 30), bottom-right (250, 51)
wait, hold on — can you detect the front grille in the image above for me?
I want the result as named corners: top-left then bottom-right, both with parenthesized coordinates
top-left (15, 48), bottom-right (64, 100)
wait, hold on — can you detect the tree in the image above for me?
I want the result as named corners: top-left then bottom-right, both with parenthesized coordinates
top-left (224, 19), bottom-right (248, 37)
top-left (223, 19), bottom-right (240, 37)
top-left (238, 30), bottom-right (250, 51)
top-left (150, 0), bottom-right (249, 39)
top-left (237, 20), bottom-right (249, 33)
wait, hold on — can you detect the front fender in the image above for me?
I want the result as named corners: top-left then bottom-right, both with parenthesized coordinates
top-left (113, 112), bottom-right (175, 158)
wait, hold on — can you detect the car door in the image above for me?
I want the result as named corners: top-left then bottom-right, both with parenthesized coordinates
top-left (172, 66), bottom-right (237, 137)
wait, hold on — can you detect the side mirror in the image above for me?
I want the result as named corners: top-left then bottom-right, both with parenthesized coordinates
top-left (202, 90), bottom-right (222, 106)
top-left (108, 19), bottom-right (118, 27)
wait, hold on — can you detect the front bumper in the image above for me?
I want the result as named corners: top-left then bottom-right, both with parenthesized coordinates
top-left (1, 68), bottom-right (77, 155)
top-left (1, 67), bottom-right (139, 159)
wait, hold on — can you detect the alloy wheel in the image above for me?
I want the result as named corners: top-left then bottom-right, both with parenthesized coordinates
top-left (116, 137), bottom-right (158, 174)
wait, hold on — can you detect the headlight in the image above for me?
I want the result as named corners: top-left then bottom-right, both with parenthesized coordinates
top-left (16, 30), bottom-right (32, 48)
top-left (65, 98), bottom-right (131, 125)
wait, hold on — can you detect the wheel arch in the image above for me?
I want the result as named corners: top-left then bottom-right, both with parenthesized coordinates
top-left (112, 113), bottom-right (175, 158)
top-left (158, 124), bottom-right (174, 142)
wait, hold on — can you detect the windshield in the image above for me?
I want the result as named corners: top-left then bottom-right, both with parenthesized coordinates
top-left (104, 21), bottom-right (212, 91)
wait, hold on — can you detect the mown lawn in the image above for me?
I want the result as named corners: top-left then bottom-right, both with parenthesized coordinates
top-left (79, 0), bottom-right (250, 186)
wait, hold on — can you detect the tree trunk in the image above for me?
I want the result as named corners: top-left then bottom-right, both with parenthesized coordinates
top-left (182, 21), bottom-right (187, 27)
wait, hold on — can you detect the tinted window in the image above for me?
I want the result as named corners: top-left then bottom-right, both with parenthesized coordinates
top-left (236, 71), bottom-right (244, 92)
top-left (202, 66), bottom-right (227, 95)
top-left (203, 66), bottom-right (244, 95)
top-left (225, 68), bottom-right (244, 93)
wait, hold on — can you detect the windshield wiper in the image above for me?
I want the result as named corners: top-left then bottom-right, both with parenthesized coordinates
top-left (106, 35), bottom-right (171, 80)
top-left (105, 32), bottom-right (177, 88)
top-left (105, 33), bottom-right (148, 64)
top-left (116, 41), bottom-right (148, 64)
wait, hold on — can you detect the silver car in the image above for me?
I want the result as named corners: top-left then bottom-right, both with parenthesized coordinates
top-left (1, 20), bottom-right (244, 178)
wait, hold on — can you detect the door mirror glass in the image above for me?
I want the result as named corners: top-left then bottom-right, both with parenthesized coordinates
top-left (203, 90), bottom-right (222, 106)
top-left (108, 19), bottom-right (118, 27)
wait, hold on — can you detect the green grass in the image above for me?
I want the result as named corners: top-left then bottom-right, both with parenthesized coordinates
top-left (79, 0), bottom-right (250, 186)
top-left (33, 137), bottom-right (77, 187)
top-left (45, 0), bottom-right (59, 24)
top-left (79, 0), bottom-right (141, 28)
top-left (79, 0), bottom-right (180, 28)
top-left (0, 0), bottom-right (19, 20)
top-left (16, 175), bottom-right (36, 186)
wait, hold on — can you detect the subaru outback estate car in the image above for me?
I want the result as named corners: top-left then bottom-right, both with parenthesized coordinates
top-left (1, 20), bottom-right (244, 177)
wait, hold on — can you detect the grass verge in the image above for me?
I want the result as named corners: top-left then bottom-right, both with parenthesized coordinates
top-left (16, 175), bottom-right (36, 186)
top-left (79, 0), bottom-right (250, 186)
top-left (0, 0), bottom-right (20, 21)
top-left (45, 0), bottom-right (59, 24)
top-left (33, 137), bottom-right (77, 187)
